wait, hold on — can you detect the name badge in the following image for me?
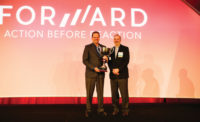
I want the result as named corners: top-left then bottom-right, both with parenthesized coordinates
top-left (118, 52), bottom-right (123, 58)
top-left (109, 57), bottom-right (112, 60)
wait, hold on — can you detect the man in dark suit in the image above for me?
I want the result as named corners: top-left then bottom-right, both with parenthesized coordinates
top-left (107, 34), bottom-right (130, 117)
top-left (82, 31), bottom-right (107, 117)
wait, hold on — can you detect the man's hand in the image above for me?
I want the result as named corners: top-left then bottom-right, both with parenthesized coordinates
top-left (103, 56), bottom-right (108, 62)
top-left (94, 67), bottom-right (100, 72)
top-left (113, 68), bottom-right (119, 75)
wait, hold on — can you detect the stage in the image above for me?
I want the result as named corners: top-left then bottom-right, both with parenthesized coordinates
top-left (0, 103), bottom-right (199, 122)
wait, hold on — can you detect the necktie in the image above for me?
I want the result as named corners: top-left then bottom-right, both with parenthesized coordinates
top-left (115, 47), bottom-right (118, 59)
top-left (97, 46), bottom-right (101, 56)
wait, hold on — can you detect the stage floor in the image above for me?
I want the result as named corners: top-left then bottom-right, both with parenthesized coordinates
top-left (0, 103), bottom-right (200, 122)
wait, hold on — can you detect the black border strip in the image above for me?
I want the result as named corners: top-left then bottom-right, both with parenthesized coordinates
top-left (182, 0), bottom-right (200, 15)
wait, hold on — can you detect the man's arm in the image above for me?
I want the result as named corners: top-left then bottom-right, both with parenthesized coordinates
top-left (118, 47), bottom-right (130, 71)
top-left (82, 45), bottom-right (95, 70)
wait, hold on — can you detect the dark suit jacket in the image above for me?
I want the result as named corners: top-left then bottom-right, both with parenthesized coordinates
top-left (82, 43), bottom-right (105, 78)
top-left (108, 44), bottom-right (130, 79)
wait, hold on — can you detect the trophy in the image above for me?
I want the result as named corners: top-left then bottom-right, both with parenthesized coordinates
top-left (97, 46), bottom-right (114, 72)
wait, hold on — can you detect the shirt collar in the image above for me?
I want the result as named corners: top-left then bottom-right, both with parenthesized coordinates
top-left (115, 44), bottom-right (121, 49)
top-left (92, 43), bottom-right (100, 48)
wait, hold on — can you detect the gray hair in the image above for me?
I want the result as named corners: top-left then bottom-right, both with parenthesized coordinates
top-left (113, 34), bottom-right (121, 40)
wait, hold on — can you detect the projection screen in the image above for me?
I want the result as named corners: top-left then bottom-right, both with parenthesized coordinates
top-left (0, 0), bottom-right (200, 98)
